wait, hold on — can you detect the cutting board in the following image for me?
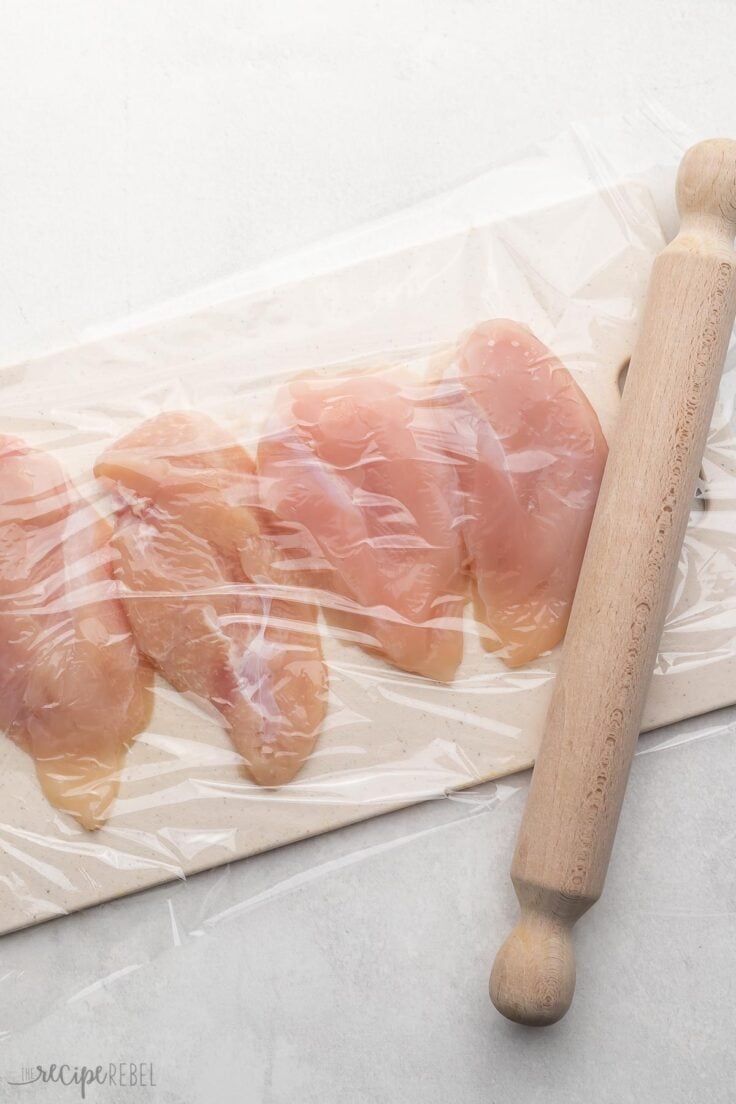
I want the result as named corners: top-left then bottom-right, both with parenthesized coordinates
top-left (2, 175), bottom-right (736, 935)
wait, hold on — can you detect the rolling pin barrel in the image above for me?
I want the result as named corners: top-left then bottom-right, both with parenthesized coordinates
top-left (490, 140), bottom-right (736, 1026)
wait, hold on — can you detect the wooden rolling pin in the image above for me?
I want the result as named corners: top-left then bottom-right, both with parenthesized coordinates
top-left (490, 139), bottom-right (736, 1026)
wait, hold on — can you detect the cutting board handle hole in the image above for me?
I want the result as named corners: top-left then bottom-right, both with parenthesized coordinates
top-left (617, 358), bottom-right (630, 395)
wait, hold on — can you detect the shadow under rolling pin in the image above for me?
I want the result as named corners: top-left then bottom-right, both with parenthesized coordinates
top-left (490, 139), bottom-right (736, 1027)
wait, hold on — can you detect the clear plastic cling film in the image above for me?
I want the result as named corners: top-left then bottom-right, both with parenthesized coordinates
top-left (0, 104), bottom-right (734, 970)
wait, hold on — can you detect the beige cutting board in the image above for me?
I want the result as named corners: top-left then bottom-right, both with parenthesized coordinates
top-left (2, 177), bottom-right (736, 934)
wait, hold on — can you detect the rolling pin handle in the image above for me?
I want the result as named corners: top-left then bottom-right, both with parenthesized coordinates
top-left (676, 139), bottom-right (736, 235)
top-left (490, 901), bottom-right (576, 1027)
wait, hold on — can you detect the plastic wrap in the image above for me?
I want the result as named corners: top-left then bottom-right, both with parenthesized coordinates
top-left (1, 106), bottom-right (736, 945)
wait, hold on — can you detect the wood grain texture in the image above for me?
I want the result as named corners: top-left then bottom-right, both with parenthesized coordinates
top-left (490, 139), bottom-right (736, 1026)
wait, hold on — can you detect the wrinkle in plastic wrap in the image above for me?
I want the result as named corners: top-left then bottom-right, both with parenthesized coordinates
top-left (2, 108), bottom-right (736, 940)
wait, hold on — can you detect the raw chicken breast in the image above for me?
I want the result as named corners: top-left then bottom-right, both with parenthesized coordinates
top-left (95, 413), bottom-right (327, 786)
top-left (257, 374), bottom-right (466, 681)
top-left (0, 437), bottom-right (151, 828)
top-left (448, 320), bottom-right (608, 666)
top-left (95, 411), bottom-right (269, 576)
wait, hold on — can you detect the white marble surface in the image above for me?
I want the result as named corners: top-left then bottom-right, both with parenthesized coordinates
top-left (1, 2), bottom-right (736, 1101)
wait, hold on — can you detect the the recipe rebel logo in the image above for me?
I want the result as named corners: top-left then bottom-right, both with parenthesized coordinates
top-left (3, 1061), bottom-right (156, 1098)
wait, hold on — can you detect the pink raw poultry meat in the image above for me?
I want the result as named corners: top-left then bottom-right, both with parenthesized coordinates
top-left (95, 412), bottom-right (327, 786)
top-left (258, 373), bottom-right (467, 681)
top-left (0, 437), bottom-right (151, 828)
top-left (445, 319), bottom-right (608, 666)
